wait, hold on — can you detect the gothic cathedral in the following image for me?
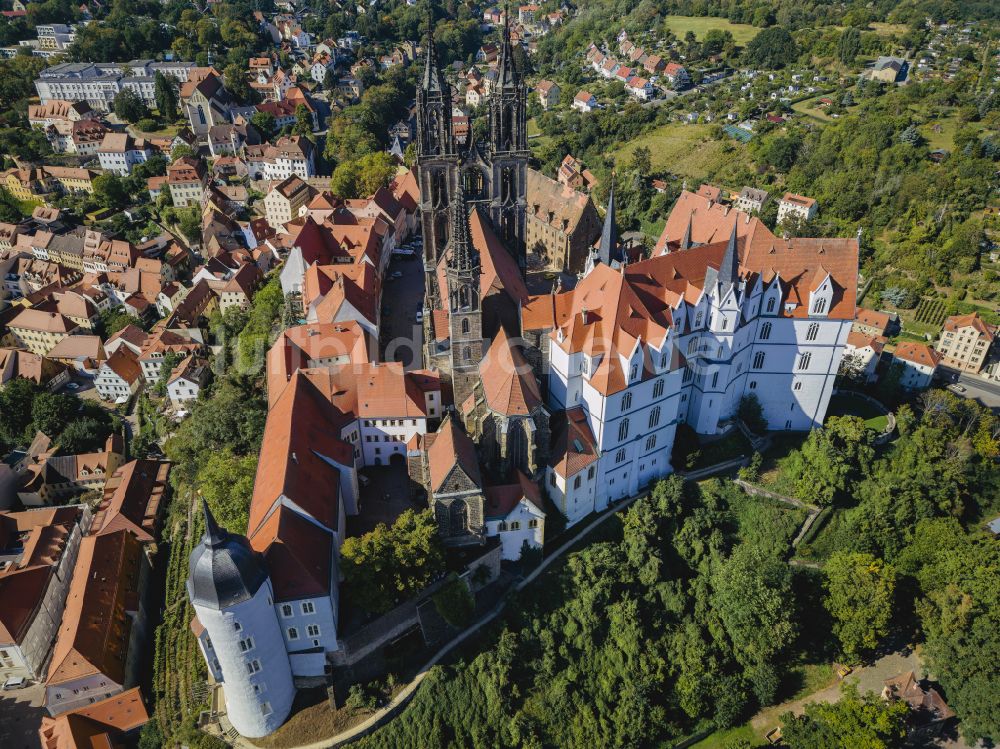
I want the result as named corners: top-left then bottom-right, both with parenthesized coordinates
top-left (416, 7), bottom-right (529, 408)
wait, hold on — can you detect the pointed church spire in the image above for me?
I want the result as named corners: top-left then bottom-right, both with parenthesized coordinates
top-left (598, 176), bottom-right (618, 266)
top-left (422, 5), bottom-right (445, 92)
top-left (718, 220), bottom-right (739, 288)
top-left (201, 497), bottom-right (224, 546)
top-left (448, 180), bottom-right (477, 273)
top-left (496, 1), bottom-right (517, 87)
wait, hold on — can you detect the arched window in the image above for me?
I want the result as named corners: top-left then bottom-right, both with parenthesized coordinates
top-left (766, 296), bottom-right (776, 313)
top-left (760, 322), bottom-right (772, 340)
top-left (660, 353), bottom-right (667, 368)
top-left (463, 346), bottom-right (471, 361)
top-left (618, 418), bottom-right (629, 442)
top-left (498, 521), bottom-right (508, 531)
top-left (694, 311), bottom-right (703, 328)
top-left (797, 352), bottom-right (812, 370)
top-left (461, 318), bottom-right (470, 334)
top-left (753, 351), bottom-right (765, 369)
top-left (687, 337), bottom-right (699, 355)
top-left (813, 298), bottom-right (827, 314)
top-left (653, 379), bottom-right (664, 398)
top-left (587, 466), bottom-right (595, 479)
top-left (645, 435), bottom-right (657, 451)
top-left (615, 448), bottom-right (626, 464)
top-left (573, 476), bottom-right (582, 490)
top-left (510, 521), bottom-right (521, 530)
top-left (806, 322), bottom-right (819, 341)
top-left (649, 406), bottom-right (661, 429)
top-left (463, 168), bottom-right (485, 199)
top-left (621, 392), bottom-right (632, 412)
top-left (630, 363), bottom-right (638, 381)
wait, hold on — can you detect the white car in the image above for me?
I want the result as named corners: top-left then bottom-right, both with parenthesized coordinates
top-left (415, 310), bottom-right (423, 322)
top-left (2, 676), bottom-right (27, 690)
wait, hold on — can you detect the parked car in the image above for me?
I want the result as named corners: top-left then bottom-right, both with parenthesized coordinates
top-left (3, 676), bottom-right (27, 690)
top-left (391, 271), bottom-right (403, 279)
top-left (415, 310), bottom-right (423, 322)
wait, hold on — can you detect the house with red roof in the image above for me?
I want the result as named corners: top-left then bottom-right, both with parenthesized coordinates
top-left (0, 506), bottom-right (87, 682)
top-left (936, 312), bottom-right (995, 373)
top-left (893, 342), bottom-right (941, 390)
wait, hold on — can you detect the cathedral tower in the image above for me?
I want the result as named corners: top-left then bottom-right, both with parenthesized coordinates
top-left (446, 183), bottom-right (484, 408)
top-left (416, 9), bottom-right (459, 309)
top-left (487, 5), bottom-right (529, 277)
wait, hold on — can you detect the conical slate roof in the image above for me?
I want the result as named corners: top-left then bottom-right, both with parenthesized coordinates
top-left (187, 500), bottom-right (269, 610)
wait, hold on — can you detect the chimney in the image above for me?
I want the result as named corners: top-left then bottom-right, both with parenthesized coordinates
top-left (581, 307), bottom-right (588, 325)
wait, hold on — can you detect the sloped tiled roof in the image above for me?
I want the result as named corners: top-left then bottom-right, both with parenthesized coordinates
top-left (427, 416), bottom-right (480, 493)
top-left (479, 326), bottom-right (542, 416)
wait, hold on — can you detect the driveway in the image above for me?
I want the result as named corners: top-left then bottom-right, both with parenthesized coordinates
top-left (0, 681), bottom-right (47, 748)
top-left (939, 366), bottom-right (1000, 410)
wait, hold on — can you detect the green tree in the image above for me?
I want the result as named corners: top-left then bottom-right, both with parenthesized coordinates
top-left (0, 377), bottom-right (41, 449)
top-left (331, 152), bottom-right (397, 198)
top-left (293, 103), bottom-right (313, 136)
top-left (223, 63), bottom-right (252, 104)
top-left (98, 308), bottom-right (142, 337)
top-left (250, 111), bottom-right (276, 139)
top-left (57, 417), bottom-right (113, 455)
top-left (629, 145), bottom-right (651, 176)
top-left (824, 551), bottom-right (896, 661)
top-left (112, 88), bottom-right (150, 123)
top-left (432, 575), bottom-right (475, 627)
top-left (781, 686), bottom-right (909, 749)
top-left (712, 543), bottom-right (796, 701)
top-left (742, 27), bottom-right (798, 69)
top-left (92, 173), bottom-right (130, 210)
top-left (153, 71), bottom-right (178, 120)
top-left (339, 509), bottom-right (445, 614)
top-left (837, 27), bottom-right (861, 65)
top-left (196, 449), bottom-right (258, 532)
top-left (30, 392), bottom-right (77, 440)
top-left (780, 416), bottom-right (873, 505)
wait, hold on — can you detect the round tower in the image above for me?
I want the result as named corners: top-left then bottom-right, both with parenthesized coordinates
top-left (187, 500), bottom-right (294, 738)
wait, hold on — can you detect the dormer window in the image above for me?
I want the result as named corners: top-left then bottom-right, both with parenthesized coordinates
top-left (694, 311), bottom-right (703, 328)
top-left (813, 298), bottom-right (827, 314)
top-left (766, 297), bottom-right (776, 314)
top-left (629, 364), bottom-right (638, 382)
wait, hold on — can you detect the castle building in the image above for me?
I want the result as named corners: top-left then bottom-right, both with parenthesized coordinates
top-left (526, 190), bottom-right (859, 518)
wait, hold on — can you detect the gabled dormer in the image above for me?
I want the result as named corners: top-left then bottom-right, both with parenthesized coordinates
top-left (809, 267), bottom-right (833, 317)
top-left (762, 272), bottom-right (783, 316)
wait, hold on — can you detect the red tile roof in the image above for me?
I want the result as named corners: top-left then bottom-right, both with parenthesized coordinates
top-left (427, 416), bottom-right (480, 493)
top-left (483, 471), bottom-right (543, 519)
top-left (943, 312), bottom-right (994, 341)
top-left (548, 406), bottom-right (600, 478)
top-left (894, 341), bottom-right (941, 368)
top-left (478, 326), bottom-right (542, 416)
top-left (39, 687), bottom-right (149, 749)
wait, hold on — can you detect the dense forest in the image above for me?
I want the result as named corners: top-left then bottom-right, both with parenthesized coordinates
top-left (357, 392), bottom-right (1000, 748)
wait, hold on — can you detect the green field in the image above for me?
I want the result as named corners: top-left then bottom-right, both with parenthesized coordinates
top-left (791, 96), bottom-right (838, 123)
top-left (612, 122), bottom-right (733, 179)
top-left (662, 15), bottom-right (760, 46)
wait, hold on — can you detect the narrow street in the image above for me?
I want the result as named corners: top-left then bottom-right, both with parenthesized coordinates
top-left (379, 252), bottom-right (424, 371)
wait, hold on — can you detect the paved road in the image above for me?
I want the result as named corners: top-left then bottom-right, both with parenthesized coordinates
top-left (939, 366), bottom-right (1000, 409)
top-left (379, 252), bottom-right (424, 371)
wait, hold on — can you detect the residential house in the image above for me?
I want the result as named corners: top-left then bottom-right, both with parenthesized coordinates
top-left (853, 307), bottom-right (895, 338)
top-left (0, 348), bottom-right (71, 391)
top-left (7, 309), bottom-right (79, 355)
top-left (662, 62), bottom-right (690, 88)
top-left (936, 312), bottom-right (994, 373)
top-left (556, 155), bottom-right (598, 192)
top-left (777, 192), bottom-right (818, 224)
top-left (842, 331), bottom-right (885, 383)
top-left (572, 90), bottom-right (597, 113)
top-left (0, 506), bottom-right (88, 682)
top-left (264, 175), bottom-right (316, 229)
top-left (893, 342), bottom-right (940, 390)
top-left (535, 79), bottom-right (560, 110)
top-left (97, 134), bottom-right (151, 176)
top-left (166, 356), bottom-right (209, 406)
top-left (95, 348), bottom-right (142, 402)
top-left (733, 187), bottom-right (768, 214)
top-left (38, 687), bottom-right (149, 749)
top-left (166, 156), bottom-right (207, 208)
top-left (44, 529), bottom-right (148, 715)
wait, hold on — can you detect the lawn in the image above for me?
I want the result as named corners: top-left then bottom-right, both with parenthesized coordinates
top-left (917, 113), bottom-right (991, 151)
top-left (612, 122), bottom-right (735, 179)
top-left (662, 15), bottom-right (760, 46)
top-left (825, 392), bottom-right (889, 432)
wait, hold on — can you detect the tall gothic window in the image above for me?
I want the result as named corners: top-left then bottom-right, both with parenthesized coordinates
top-left (463, 168), bottom-right (485, 199)
top-left (806, 322), bottom-right (819, 341)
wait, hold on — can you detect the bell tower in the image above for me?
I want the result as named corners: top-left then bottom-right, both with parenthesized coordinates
top-left (446, 183), bottom-right (484, 408)
top-left (487, 3), bottom-right (529, 278)
top-left (416, 8), bottom-right (459, 310)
